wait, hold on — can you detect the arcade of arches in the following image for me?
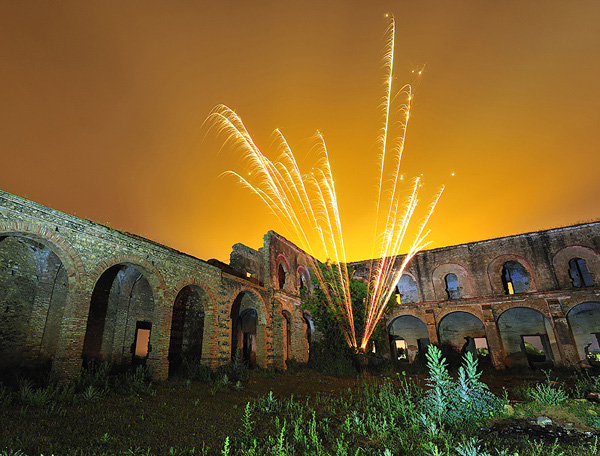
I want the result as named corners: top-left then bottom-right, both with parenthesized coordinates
top-left (1, 189), bottom-right (599, 380)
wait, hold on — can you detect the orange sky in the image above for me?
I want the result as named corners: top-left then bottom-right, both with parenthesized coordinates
top-left (1, 1), bottom-right (599, 262)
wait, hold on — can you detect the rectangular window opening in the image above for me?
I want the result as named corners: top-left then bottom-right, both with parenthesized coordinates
top-left (522, 334), bottom-right (552, 367)
top-left (474, 337), bottom-right (489, 357)
top-left (134, 321), bottom-right (152, 358)
top-left (394, 339), bottom-right (407, 360)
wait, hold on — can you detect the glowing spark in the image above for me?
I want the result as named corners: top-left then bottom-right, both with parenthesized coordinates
top-left (209, 17), bottom-right (443, 352)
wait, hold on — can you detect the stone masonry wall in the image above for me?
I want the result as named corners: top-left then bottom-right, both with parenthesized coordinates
top-left (0, 190), bottom-right (313, 381)
top-left (350, 222), bottom-right (600, 369)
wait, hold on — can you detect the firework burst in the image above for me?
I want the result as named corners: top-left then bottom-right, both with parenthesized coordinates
top-left (207, 16), bottom-right (443, 351)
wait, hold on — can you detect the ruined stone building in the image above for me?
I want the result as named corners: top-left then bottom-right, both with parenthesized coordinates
top-left (0, 190), bottom-right (314, 381)
top-left (1, 188), bottom-right (599, 381)
top-left (350, 222), bottom-right (600, 369)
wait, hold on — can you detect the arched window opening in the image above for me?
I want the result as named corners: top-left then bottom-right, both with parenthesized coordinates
top-left (396, 274), bottom-right (419, 304)
top-left (388, 315), bottom-right (429, 362)
top-left (566, 302), bottom-right (600, 367)
top-left (278, 263), bottom-right (286, 290)
top-left (444, 273), bottom-right (461, 300)
top-left (497, 307), bottom-right (555, 369)
top-left (501, 261), bottom-right (530, 295)
top-left (569, 258), bottom-right (594, 288)
top-left (83, 264), bottom-right (154, 365)
top-left (0, 235), bottom-right (68, 369)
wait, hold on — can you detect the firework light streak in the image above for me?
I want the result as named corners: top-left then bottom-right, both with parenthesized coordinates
top-left (208, 16), bottom-right (443, 351)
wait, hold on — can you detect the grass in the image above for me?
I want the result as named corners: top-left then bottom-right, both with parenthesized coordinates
top-left (1, 352), bottom-right (599, 456)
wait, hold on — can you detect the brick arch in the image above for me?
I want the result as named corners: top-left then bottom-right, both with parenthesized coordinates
top-left (0, 221), bottom-right (85, 291)
top-left (226, 286), bottom-right (269, 326)
top-left (88, 254), bottom-right (168, 303)
top-left (435, 306), bottom-right (485, 329)
top-left (563, 297), bottom-right (600, 316)
top-left (495, 304), bottom-right (561, 366)
top-left (396, 271), bottom-right (421, 303)
top-left (436, 310), bottom-right (487, 349)
top-left (297, 264), bottom-right (312, 294)
top-left (276, 253), bottom-right (292, 291)
top-left (387, 312), bottom-right (428, 331)
top-left (387, 308), bottom-right (429, 329)
top-left (169, 278), bottom-right (216, 308)
top-left (565, 300), bottom-right (600, 364)
top-left (494, 301), bottom-right (550, 320)
top-left (84, 255), bottom-right (169, 379)
top-left (167, 280), bottom-right (214, 369)
top-left (487, 254), bottom-right (537, 295)
top-left (431, 263), bottom-right (474, 300)
top-left (553, 245), bottom-right (600, 289)
top-left (227, 286), bottom-right (270, 368)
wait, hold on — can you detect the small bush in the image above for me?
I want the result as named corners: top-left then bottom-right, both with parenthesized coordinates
top-left (572, 370), bottom-right (600, 398)
top-left (114, 365), bottom-right (154, 396)
top-left (421, 345), bottom-right (505, 429)
top-left (181, 356), bottom-right (212, 383)
top-left (525, 372), bottom-right (568, 405)
top-left (307, 341), bottom-right (357, 377)
top-left (214, 351), bottom-right (248, 383)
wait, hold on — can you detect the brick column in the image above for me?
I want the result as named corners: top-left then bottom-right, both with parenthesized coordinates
top-left (547, 300), bottom-right (580, 368)
top-left (481, 304), bottom-right (505, 370)
top-left (425, 309), bottom-right (439, 345)
top-left (51, 287), bottom-right (90, 383)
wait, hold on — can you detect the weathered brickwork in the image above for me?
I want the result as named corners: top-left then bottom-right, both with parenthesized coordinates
top-left (350, 222), bottom-right (600, 369)
top-left (0, 190), bottom-right (313, 381)
top-left (2, 188), bottom-right (598, 377)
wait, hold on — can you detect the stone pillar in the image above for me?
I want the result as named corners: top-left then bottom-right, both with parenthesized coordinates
top-left (52, 287), bottom-right (90, 383)
top-left (272, 302), bottom-right (286, 370)
top-left (26, 279), bottom-right (54, 360)
top-left (147, 356), bottom-right (169, 381)
top-left (148, 297), bottom-right (171, 382)
top-left (481, 304), bottom-right (505, 370)
top-left (425, 309), bottom-right (439, 345)
top-left (547, 300), bottom-right (580, 368)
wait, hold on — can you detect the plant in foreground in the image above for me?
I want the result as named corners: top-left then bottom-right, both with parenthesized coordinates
top-left (422, 345), bottom-right (505, 429)
top-left (525, 371), bottom-right (568, 406)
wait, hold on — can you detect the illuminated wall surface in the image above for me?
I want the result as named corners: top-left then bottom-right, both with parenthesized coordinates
top-left (1, 2), bottom-right (599, 262)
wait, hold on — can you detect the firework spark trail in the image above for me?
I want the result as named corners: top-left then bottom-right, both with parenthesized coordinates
top-left (207, 105), bottom-right (357, 346)
top-left (209, 16), bottom-right (443, 351)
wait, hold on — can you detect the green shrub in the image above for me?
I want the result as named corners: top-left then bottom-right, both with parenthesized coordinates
top-left (181, 356), bottom-right (212, 382)
top-left (18, 378), bottom-right (55, 407)
top-left (214, 350), bottom-right (248, 384)
top-left (572, 370), bottom-right (600, 399)
top-left (421, 345), bottom-right (505, 429)
top-left (524, 372), bottom-right (568, 405)
top-left (114, 365), bottom-right (154, 396)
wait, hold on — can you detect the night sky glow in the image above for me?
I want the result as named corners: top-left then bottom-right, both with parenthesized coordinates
top-left (1, 2), bottom-right (599, 262)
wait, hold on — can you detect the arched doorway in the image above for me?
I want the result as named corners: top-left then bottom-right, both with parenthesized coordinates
top-left (0, 235), bottom-right (68, 370)
top-left (230, 291), bottom-right (263, 367)
top-left (497, 307), bottom-right (556, 369)
top-left (566, 302), bottom-right (600, 366)
top-left (388, 315), bottom-right (429, 362)
top-left (168, 285), bottom-right (208, 374)
top-left (438, 311), bottom-right (487, 359)
top-left (82, 264), bottom-right (154, 366)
